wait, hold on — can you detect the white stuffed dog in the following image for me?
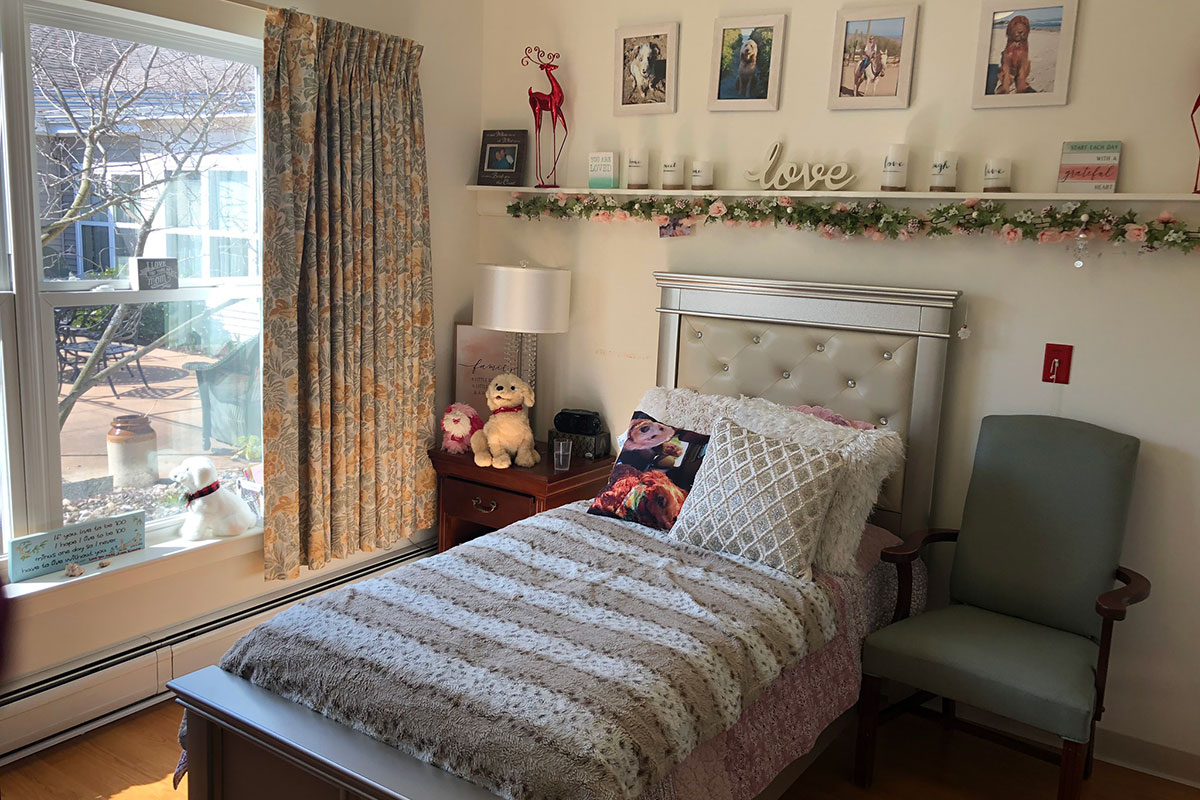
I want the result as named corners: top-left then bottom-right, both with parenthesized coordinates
top-left (470, 373), bottom-right (540, 469)
top-left (171, 456), bottom-right (256, 540)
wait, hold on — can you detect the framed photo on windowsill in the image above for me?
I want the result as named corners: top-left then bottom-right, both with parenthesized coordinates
top-left (476, 130), bottom-right (528, 187)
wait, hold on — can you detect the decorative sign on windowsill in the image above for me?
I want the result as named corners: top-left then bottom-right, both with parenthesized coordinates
top-left (8, 511), bottom-right (146, 582)
top-left (744, 141), bottom-right (855, 191)
top-left (133, 257), bottom-right (179, 290)
top-left (1058, 141), bottom-right (1121, 194)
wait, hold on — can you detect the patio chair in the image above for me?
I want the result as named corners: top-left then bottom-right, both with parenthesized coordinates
top-left (184, 335), bottom-right (262, 451)
top-left (57, 305), bottom-right (151, 397)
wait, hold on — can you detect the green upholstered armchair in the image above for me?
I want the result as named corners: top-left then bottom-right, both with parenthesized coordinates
top-left (854, 415), bottom-right (1150, 800)
top-left (184, 335), bottom-right (263, 451)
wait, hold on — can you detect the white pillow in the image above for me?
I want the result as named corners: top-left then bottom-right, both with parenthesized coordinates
top-left (671, 418), bottom-right (845, 581)
top-left (638, 387), bottom-right (904, 576)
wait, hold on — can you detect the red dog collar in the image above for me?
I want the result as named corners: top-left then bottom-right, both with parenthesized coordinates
top-left (493, 405), bottom-right (524, 414)
top-left (186, 481), bottom-right (221, 506)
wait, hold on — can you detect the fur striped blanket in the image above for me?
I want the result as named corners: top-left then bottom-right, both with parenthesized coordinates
top-left (220, 503), bottom-right (840, 800)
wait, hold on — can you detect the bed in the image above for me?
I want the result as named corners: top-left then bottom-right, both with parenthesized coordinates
top-left (169, 272), bottom-right (960, 800)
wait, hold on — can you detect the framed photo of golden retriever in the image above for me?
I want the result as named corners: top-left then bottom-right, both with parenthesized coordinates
top-left (827, 4), bottom-right (919, 110)
top-left (614, 22), bottom-right (679, 116)
top-left (708, 14), bottom-right (787, 112)
top-left (972, 1), bottom-right (1078, 108)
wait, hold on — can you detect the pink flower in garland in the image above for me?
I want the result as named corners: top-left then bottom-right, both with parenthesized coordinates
top-left (591, 210), bottom-right (612, 223)
top-left (748, 219), bottom-right (767, 228)
top-left (964, 198), bottom-right (979, 209)
top-left (1157, 211), bottom-right (1176, 224)
top-left (833, 202), bottom-right (849, 213)
top-left (613, 209), bottom-right (630, 222)
top-left (651, 214), bottom-right (670, 226)
top-left (897, 230), bottom-right (913, 241)
top-left (1037, 229), bottom-right (1063, 244)
top-left (723, 218), bottom-right (739, 227)
top-left (1000, 224), bottom-right (1022, 244)
top-left (554, 192), bottom-right (568, 205)
top-left (819, 224), bottom-right (839, 240)
top-left (709, 200), bottom-right (728, 218)
top-left (778, 196), bottom-right (794, 207)
top-left (952, 225), bottom-right (969, 236)
top-left (675, 198), bottom-right (688, 209)
top-left (1124, 223), bottom-right (1148, 243)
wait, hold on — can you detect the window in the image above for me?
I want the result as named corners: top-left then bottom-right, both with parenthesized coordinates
top-left (0, 1), bottom-right (264, 555)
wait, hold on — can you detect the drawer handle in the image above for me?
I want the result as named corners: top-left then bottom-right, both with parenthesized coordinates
top-left (472, 496), bottom-right (498, 514)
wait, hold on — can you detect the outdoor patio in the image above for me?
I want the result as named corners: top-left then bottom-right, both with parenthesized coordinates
top-left (58, 346), bottom-right (255, 524)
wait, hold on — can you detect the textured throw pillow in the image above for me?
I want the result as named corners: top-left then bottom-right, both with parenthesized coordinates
top-left (638, 387), bottom-right (904, 576)
top-left (671, 418), bottom-right (845, 580)
top-left (588, 411), bottom-right (710, 531)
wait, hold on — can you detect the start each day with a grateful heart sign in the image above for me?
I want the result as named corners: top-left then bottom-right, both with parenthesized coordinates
top-left (744, 141), bottom-right (855, 191)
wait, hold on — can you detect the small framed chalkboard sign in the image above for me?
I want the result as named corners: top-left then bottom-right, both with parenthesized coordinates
top-left (133, 257), bottom-right (179, 290)
top-left (476, 129), bottom-right (528, 187)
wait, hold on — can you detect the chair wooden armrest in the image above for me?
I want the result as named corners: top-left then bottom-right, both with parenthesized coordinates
top-left (1096, 566), bottom-right (1150, 622)
top-left (883, 529), bottom-right (959, 623)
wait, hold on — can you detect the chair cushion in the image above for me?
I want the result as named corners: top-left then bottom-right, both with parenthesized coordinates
top-left (863, 604), bottom-right (1099, 742)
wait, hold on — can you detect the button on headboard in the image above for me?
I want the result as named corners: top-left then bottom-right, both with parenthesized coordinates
top-left (655, 273), bottom-right (960, 535)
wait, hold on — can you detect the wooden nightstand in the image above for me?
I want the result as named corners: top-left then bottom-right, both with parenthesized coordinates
top-left (428, 445), bottom-right (616, 553)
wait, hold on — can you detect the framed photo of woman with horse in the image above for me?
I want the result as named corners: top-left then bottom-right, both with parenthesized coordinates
top-left (827, 4), bottom-right (919, 111)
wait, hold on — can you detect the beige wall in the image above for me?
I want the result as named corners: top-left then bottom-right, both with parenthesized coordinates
top-left (477, 0), bottom-right (1200, 763)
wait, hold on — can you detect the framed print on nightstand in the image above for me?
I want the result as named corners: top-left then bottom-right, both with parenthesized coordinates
top-left (972, 0), bottom-right (1078, 108)
top-left (615, 22), bottom-right (679, 116)
top-left (828, 4), bottom-right (919, 110)
top-left (708, 14), bottom-right (787, 112)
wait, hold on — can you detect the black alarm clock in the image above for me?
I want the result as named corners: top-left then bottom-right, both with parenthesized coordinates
top-left (553, 408), bottom-right (603, 436)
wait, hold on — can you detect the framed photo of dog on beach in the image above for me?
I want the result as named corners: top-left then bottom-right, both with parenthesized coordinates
top-left (614, 22), bottom-right (679, 116)
top-left (708, 14), bottom-right (786, 112)
top-left (972, 1), bottom-right (1078, 109)
top-left (827, 4), bottom-right (919, 110)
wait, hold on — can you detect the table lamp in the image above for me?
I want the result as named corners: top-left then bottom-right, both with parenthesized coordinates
top-left (472, 262), bottom-right (571, 397)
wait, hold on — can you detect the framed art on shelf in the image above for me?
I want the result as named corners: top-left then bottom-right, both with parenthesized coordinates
top-left (614, 22), bottom-right (679, 116)
top-left (454, 324), bottom-right (522, 416)
top-left (828, 4), bottom-right (919, 110)
top-left (476, 129), bottom-right (528, 187)
top-left (972, 0), bottom-right (1078, 109)
top-left (708, 14), bottom-right (787, 112)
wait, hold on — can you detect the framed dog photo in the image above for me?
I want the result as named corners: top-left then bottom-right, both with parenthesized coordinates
top-left (708, 14), bottom-right (787, 112)
top-left (476, 129), bottom-right (528, 187)
top-left (972, 0), bottom-right (1078, 109)
top-left (614, 22), bottom-right (679, 116)
top-left (827, 4), bottom-right (919, 110)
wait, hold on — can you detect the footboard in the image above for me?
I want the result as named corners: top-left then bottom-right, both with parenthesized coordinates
top-left (169, 666), bottom-right (497, 800)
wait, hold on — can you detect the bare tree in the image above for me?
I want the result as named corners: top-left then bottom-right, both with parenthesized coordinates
top-left (31, 26), bottom-right (258, 428)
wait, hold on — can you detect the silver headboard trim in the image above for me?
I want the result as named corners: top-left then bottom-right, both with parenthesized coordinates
top-left (654, 272), bottom-right (961, 536)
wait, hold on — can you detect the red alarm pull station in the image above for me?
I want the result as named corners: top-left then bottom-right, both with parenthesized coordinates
top-left (1042, 343), bottom-right (1074, 384)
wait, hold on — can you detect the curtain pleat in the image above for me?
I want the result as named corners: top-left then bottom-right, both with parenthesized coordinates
top-left (261, 8), bottom-right (435, 580)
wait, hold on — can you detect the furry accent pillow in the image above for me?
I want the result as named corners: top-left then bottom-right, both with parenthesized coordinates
top-left (637, 387), bottom-right (904, 576)
top-left (588, 411), bottom-right (710, 531)
top-left (671, 419), bottom-right (845, 581)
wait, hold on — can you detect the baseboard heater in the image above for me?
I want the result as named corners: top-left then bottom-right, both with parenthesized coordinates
top-left (0, 543), bottom-right (434, 762)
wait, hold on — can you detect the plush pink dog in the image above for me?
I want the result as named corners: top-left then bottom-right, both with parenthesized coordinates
top-left (441, 403), bottom-right (484, 454)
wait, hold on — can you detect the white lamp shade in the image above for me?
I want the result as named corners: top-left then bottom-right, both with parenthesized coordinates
top-left (472, 263), bottom-right (571, 334)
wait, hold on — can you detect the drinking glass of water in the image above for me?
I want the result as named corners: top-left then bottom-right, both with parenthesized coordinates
top-left (553, 438), bottom-right (572, 472)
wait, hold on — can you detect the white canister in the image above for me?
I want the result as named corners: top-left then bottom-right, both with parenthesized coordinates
top-left (626, 149), bottom-right (650, 189)
top-left (984, 157), bottom-right (1013, 192)
top-left (661, 154), bottom-right (686, 190)
top-left (691, 160), bottom-right (714, 191)
top-left (881, 144), bottom-right (909, 191)
top-left (929, 151), bottom-right (958, 191)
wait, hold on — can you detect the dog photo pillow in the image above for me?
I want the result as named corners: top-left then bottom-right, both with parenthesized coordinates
top-left (588, 411), bottom-right (709, 531)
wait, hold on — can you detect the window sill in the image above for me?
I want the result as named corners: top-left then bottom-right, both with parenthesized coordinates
top-left (4, 526), bottom-right (264, 609)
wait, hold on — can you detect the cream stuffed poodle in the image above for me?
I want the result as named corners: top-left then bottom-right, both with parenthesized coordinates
top-left (170, 456), bottom-right (256, 540)
top-left (470, 373), bottom-right (540, 469)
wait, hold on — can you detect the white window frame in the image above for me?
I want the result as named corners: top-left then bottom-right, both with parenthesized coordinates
top-left (0, 0), bottom-right (264, 553)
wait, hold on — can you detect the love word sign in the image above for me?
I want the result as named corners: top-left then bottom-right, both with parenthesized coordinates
top-left (744, 142), bottom-right (855, 191)
top-left (8, 511), bottom-right (145, 582)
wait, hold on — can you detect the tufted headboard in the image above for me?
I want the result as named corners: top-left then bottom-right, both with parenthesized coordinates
top-left (655, 272), bottom-right (960, 535)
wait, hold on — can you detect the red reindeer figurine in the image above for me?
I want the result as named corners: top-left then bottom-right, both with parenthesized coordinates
top-left (523, 46), bottom-right (568, 188)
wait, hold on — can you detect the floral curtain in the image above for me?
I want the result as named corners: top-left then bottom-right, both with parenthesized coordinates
top-left (261, 8), bottom-right (435, 580)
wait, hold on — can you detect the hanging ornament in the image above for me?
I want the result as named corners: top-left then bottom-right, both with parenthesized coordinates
top-left (1073, 213), bottom-right (1090, 269)
top-left (956, 304), bottom-right (972, 340)
top-left (523, 45), bottom-right (569, 189)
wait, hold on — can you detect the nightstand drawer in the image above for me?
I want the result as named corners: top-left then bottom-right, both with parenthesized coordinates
top-left (441, 477), bottom-right (535, 529)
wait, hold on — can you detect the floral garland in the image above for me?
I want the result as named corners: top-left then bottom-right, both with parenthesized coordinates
top-left (506, 193), bottom-right (1200, 254)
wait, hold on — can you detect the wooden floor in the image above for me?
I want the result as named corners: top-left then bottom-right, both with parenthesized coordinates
top-left (1, 700), bottom-right (1196, 800)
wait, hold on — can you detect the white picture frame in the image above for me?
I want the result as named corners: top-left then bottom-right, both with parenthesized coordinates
top-left (971, 0), bottom-right (1078, 109)
top-left (614, 22), bottom-right (679, 116)
top-left (708, 14), bottom-right (787, 112)
top-left (827, 4), bottom-right (919, 110)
